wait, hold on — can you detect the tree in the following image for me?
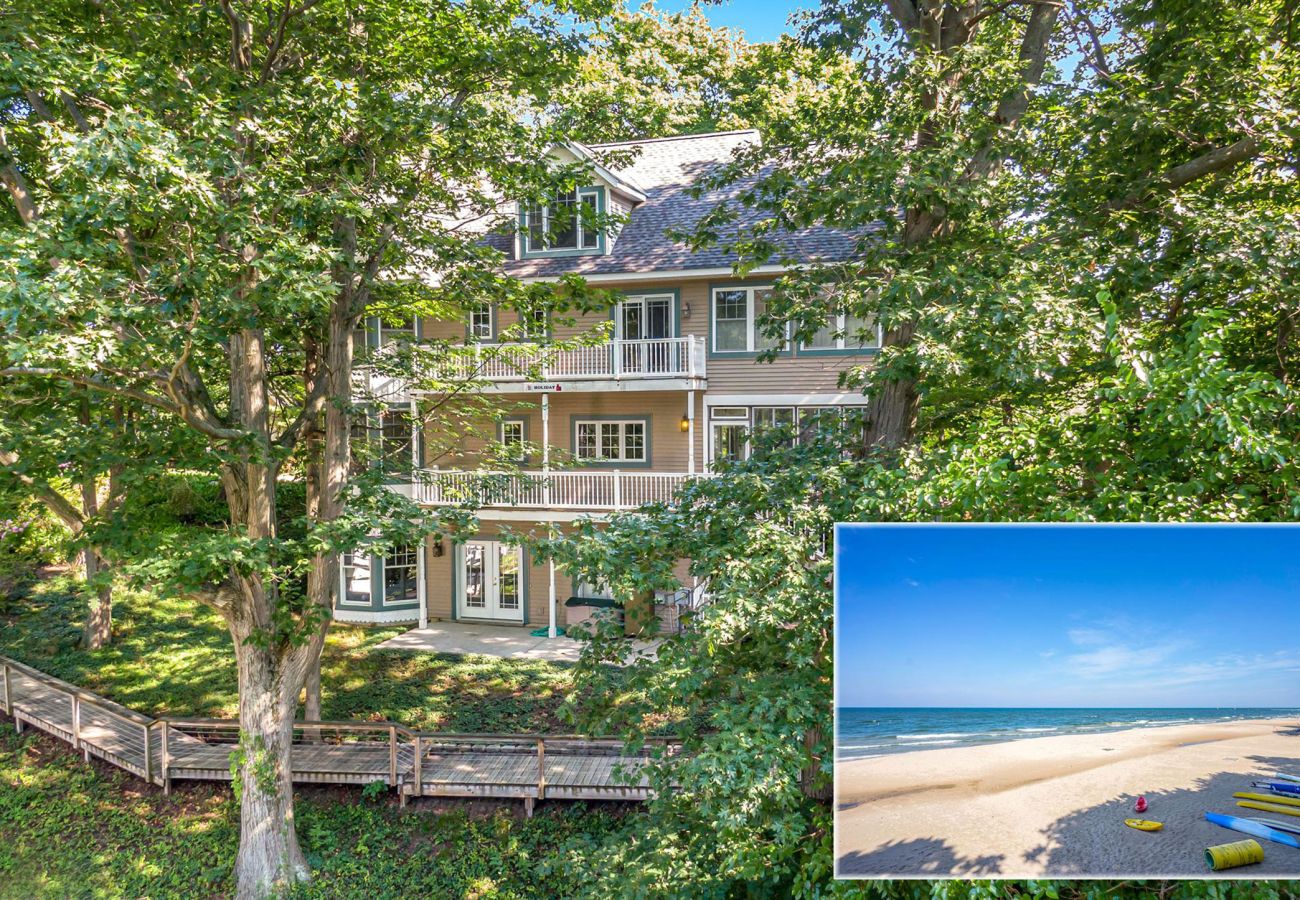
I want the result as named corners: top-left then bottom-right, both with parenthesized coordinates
top-left (547, 1), bottom-right (1300, 894)
top-left (1, 1), bottom-right (615, 896)
top-left (549, 2), bottom-right (754, 143)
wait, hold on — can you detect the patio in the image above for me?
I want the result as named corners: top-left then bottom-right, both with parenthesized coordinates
top-left (376, 621), bottom-right (659, 663)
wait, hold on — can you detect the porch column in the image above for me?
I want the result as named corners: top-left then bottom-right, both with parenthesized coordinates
top-left (548, 552), bottom-right (557, 640)
top-left (686, 390), bottom-right (697, 476)
top-left (418, 537), bottom-right (428, 630)
top-left (541, 392), bottom-right (550, 506)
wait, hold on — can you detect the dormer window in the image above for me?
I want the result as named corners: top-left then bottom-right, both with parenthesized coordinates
top-left (522, 187), bottom-right (603, 256)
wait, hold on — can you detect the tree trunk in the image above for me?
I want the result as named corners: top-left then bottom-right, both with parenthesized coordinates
top-left (81, 550), bottom-right (113, 650)
top-left (231, 632), bottom-right (310, 899)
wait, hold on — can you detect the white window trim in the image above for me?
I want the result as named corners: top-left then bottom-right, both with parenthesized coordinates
top-left (469, 303), bottom-right (494, 342)
top-left (524, 187), bottom-right (602, 254)
top-left (381, 544), bottom-right (420, 608)
top-left (498, 418), bottom-right (528, 462)
top-left (339, 552), bottom-right (374, 608)
top-left (617, 293), bottom-right (676, 340)
top-left (575, 418), bottom-right (648, 463)
top-left (800, 312), bottom-right (884, 351)
top-left (710, 285), bottom-right (788, 353)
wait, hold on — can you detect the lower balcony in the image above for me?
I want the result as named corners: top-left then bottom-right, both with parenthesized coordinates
top-left (399, 469), bottom-right (705, 512)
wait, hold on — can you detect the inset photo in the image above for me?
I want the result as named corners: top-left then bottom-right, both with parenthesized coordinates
top-left (834, 524), bottom-right (1300, 879)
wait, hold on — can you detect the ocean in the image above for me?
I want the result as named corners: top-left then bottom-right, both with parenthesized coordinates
top-left (836, 707), bottom-right (1300, 760)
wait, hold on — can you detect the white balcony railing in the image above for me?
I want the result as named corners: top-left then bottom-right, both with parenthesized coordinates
top-left (444, 336), bottom-right (706, 384)
top-left (409, 469), bottom-right (705, 511)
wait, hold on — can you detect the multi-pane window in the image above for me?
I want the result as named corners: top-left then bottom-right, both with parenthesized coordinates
top-left (516, 306), bottom-right (548, 341)
top-left (469, 304), bottom-right (493, 341)
top-left (710, 407), bottom-right (749, 464)
top-left (524, 189), bottom-right (601, 253)
top-left (341, 552), bottom-right (371, 605)
top-left (380, 407), bottom-right (415, 475)
top-left (379, 316), bottom-right (415, 346)
top-left (575, 420), bottom-right (646, 463)
top-left (711, 286), bottom-right (785, 352)
top-left (383, 544), bottom-right (418, 605)
top-left (752, 407), bottom-right (796, 450)
top-left (804, 310), bottom-right (881, 351)
top-left (499, 419), bottom-right (527, 462)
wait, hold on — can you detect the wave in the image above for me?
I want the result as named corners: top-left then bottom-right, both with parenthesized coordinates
top-left (1016, 727), bottom-right (1057, 733)
top-left (894, 732), bottom-right (972, 741)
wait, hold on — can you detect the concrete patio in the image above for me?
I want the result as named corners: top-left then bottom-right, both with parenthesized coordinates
top-left (375, 621), bottom-right (658, 663)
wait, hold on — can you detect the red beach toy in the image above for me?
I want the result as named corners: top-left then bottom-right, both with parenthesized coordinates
top-left (1134, 796), bottom-right (1148, 813)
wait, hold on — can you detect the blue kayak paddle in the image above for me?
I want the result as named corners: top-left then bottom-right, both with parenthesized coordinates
top-left (1206, 812), bottom-right (1300, 849)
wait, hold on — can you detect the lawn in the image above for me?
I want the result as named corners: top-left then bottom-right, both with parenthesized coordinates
top-left (0, 570), bottom-right (575, 733)
top-left (0, 726), bottom-right (624, 899)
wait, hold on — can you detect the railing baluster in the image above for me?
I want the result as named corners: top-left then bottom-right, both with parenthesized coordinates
top-left (143, 721), bottom-right (153, 783)
top-left (161, 720), bottom-right (171, 795)
top-left (413, 735), bottom-right (423, 798)
top-left (388, 724), bottom-right (397, 786)
top-left (71, 693), bottom-right (81, 757)
top-left (2, 663), bottom-right (9, 717)
top-left (537, 737), bottom-right (546, 802)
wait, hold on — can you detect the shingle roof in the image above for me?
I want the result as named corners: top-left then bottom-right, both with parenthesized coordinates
top-left (494, 130), bottom-right (872, 279)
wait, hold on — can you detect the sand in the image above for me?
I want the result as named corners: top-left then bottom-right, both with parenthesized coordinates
top-left (835, 717), bottom-right (1300, 878)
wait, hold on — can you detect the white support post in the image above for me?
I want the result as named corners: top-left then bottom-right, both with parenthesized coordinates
top-left (613, 339), bottom-right (622, 380)
top-left (548, 543), bottom-right (557, 640)
top-left (2, 663), bottom-right (9, 717)
top-left (687, 390), bottom-right (696, 476)
top-left (541, 393), bottom-right (551, 507)
top-left (417, 537), bottom-right (429, 630)
top-left (613, 470), bottom-right (622, 509)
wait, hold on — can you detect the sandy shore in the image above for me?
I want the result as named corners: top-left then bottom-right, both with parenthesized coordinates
top-left (836, 717), bottom-right (1300, 878)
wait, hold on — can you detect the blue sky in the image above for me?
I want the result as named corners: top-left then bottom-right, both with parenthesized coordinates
top-left (655, 1), bottom-right (807, 43)
top-left (836, 525), bottom-right (1300, 709)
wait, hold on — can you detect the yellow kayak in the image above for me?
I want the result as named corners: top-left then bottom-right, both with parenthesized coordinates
top-left (1234, 791), bottom-right (1300, 808)
top-left (1125, 819), bottom-right (1164, 831)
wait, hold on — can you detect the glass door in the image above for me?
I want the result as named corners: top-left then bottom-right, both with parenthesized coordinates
top-left (619, 295), bottom-right (674, 373)
top-left (459, 541), bottom-right (524, 622)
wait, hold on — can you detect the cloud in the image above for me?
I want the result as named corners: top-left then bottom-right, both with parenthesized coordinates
top-left (1067, 628), bottom-right (1109, 646)
top-left (904, 578), bottom-right (921, 588)
top-left (1039, 649), bottom-right (1057, 659)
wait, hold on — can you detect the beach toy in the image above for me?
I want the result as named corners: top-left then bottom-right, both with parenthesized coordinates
top-left (1275, 772), bottom-right (1300, 784)
top-left (1237, 800), bottom-right (1300, 818)
top-left (1204, 839), bottom-right (1264, 871)
top-left (1134, 796), bottom-right (1148, 813)
top-left (1235, 791), bottom-right (1300, 808)
top-left (1205, 812), bottom-right (1300, 849)
top-left (1124, 819), bottom-right (1162, 831)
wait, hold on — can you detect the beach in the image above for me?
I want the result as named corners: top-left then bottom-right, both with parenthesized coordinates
top-left (836, 716), bottom-right (1300, 878)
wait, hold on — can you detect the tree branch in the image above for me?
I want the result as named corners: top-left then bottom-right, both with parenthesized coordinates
top-left (0, 128), bottom-right (39, 226)
top-left (0, 449), bottom-right (86, 531)
top-left (1107, 137), bottom-right (1261, 211)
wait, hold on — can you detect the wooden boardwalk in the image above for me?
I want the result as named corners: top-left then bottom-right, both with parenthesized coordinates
top-left (0, 654), bottom-right (665, 815)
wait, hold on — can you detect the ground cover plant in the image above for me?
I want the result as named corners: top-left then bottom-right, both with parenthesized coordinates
top-left (0, 572), bottom-right (573, 735)
top-left (0, 726), bottom-right (624, 900)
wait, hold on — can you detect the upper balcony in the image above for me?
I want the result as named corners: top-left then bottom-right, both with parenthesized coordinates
top-left (391, 469), bottom-right (708, 512)
top-left (354, 337), bottom-right (707, 403)
top-left (443, 336), bottom-right (706, 394)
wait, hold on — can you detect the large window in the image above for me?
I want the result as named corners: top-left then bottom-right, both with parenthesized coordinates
top-left (378, 316), bottom-right (415, 347)
top-left (752, 406), bottom-right (796, 450)
top-left (575, 419), bottom-right (647, 464)
top-left (710, 405), bottom-right (867, 466)
top-left (803, 310), bottom-right (881, 351)
top-left (380, 407), bottom-right (415, 475)
top-left (383, 544), bottom-right (418, 606)
top-left (711, 286), bottom-right (785, 353)
top-left (524, 188), bottom-right (601, 254)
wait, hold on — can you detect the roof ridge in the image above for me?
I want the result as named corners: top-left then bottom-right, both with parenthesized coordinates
top-left (588, 129), bottom-right (759, 149)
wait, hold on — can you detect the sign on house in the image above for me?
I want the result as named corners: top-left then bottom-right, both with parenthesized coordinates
top-left (524, 383), bottom-right (564, 392)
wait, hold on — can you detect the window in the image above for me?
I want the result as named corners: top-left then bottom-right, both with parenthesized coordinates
top-left (752, 407), bottom-right (796, 450)
top-left (711, 286), bottom-right (786, 353)
top-left (380, 407), bottom-right (415, 475)
top-left (575, 419), bottom-right (647, 463)
top-left (709, 407), bottom-right (749, 465)
top-left (499, 418), bottom-right (527, 462)
top-left (803, 311), bottom-right (881, 351)
top-left (797, 406), bottom-right (841, 443)
top-left (383, 544), bottom-right (418, 606)
top-left (513, 306), bottom-right (548, 341)
top-left (341, 553), bottom-right (372, 606)
top-left (469, 304), bottom-right (493, 342)
top-left (379, 316), bottom-right (415, 346)
top-left (524, 188), bottom-right (601, 254)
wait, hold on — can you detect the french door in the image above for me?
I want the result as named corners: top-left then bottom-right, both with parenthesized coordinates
top-left (618, 295), bottom-right (674, 373)
top-left (459, 541), bottom-right (524, 622)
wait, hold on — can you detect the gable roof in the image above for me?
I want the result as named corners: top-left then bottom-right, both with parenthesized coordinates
top-left (493, 130), bottom-right (873, 280)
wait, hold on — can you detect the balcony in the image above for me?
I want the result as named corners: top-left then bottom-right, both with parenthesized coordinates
top-left (441, 337), bottom-right (709, 396)
top-left (401, 469), bottom-right (705, 512)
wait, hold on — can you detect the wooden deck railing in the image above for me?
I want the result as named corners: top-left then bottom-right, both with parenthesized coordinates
top-left (410, 468), bottom-right (705, 511)
top-left (0, 654), bottom-right (672, 816)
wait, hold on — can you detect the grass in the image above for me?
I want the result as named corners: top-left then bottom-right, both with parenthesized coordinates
top-left (0, 727), bottom-right (624, 899)
top-left (0, 570), bottom-right (632, 898)
top-left (0, 570), bottom-right (575, 733)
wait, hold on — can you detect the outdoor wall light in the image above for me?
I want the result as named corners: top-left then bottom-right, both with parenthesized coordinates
top-left (430, 538), bottom-right (444, 557)
top-left (679, 415), bottom-right (690, 433)
top-left (682, 303), bottom-right (692, 319)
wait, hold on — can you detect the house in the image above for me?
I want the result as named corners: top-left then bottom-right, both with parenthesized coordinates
top-left (334, 130), bottom-right (878, 633)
